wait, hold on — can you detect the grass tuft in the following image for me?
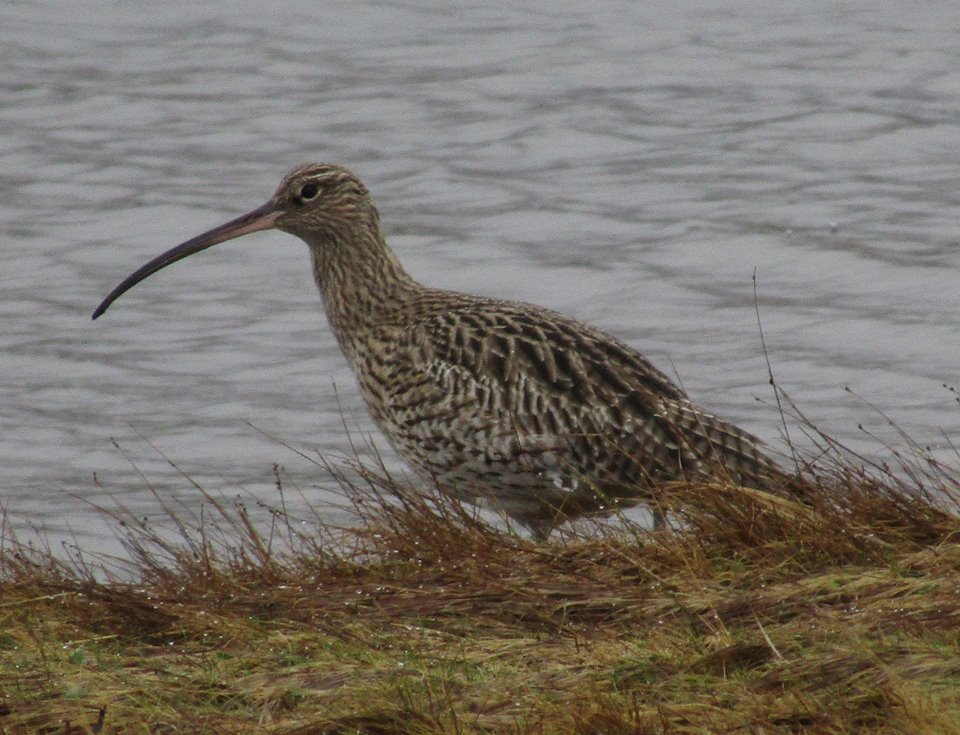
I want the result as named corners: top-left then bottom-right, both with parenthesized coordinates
top-left (2, 431), bottom-right (959, 733)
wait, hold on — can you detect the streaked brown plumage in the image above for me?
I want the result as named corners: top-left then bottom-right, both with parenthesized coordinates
top-left (94, 163), bottom-right (788, 538)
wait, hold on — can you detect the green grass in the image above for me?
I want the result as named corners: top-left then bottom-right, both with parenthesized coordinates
top-left (2, 438), bottom-right (960, 733)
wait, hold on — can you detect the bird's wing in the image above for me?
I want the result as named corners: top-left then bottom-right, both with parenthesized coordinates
top-left (380, 299), bottom-right (688, 467)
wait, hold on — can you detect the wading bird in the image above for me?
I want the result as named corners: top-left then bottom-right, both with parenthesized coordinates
top-left (94, 163), bottom-right (788, 538)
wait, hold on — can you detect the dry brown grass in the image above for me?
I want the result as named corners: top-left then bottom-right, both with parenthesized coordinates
top-left (2, 436), bottom-right (959, 734)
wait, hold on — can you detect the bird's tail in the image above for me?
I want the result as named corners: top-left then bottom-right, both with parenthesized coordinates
top-left (658, 399), bottom-right (801, 496)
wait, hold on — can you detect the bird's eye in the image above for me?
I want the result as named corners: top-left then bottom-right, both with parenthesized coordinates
top-left (299, 182), bottom-right (320, 200)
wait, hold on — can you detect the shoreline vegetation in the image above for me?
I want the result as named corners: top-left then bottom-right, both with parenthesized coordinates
top-left (2, 427), bottom-right (960, 734)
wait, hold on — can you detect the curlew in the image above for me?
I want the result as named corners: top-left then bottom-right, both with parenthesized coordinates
top-left (94, 163), bottom-right (789, 539)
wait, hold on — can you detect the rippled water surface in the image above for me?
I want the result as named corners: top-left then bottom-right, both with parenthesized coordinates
top-left (3, 1), bottom-right (959, 553)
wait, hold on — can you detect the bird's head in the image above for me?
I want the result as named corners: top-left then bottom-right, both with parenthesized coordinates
top-left (92, 163), bottom-right (378, 319)
top-left (272, 163), bottom-right (377, 242)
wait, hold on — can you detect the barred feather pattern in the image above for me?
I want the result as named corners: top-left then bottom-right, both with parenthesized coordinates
top-left (342, 292), bottom-right (785, 535)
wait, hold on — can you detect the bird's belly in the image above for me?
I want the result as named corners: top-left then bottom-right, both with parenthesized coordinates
top-left (373, 410), bottom-right (654, 522)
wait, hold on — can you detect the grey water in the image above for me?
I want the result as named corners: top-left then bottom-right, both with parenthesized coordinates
top-left (2, 0), bottom-right (959, 557)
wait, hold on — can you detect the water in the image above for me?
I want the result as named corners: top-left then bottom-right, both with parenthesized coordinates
top-left (2, 0), bottom-right (959, 555)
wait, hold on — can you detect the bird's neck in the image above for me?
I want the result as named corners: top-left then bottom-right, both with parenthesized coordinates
top-left (308, 227), bottom-right (421, 364)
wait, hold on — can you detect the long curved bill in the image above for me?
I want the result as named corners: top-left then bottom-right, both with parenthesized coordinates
top-left (92, 200), bottom-right (282, 319)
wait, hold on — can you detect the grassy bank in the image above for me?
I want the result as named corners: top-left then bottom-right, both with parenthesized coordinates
top-left (2, 446), bottom-right (960, 734)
